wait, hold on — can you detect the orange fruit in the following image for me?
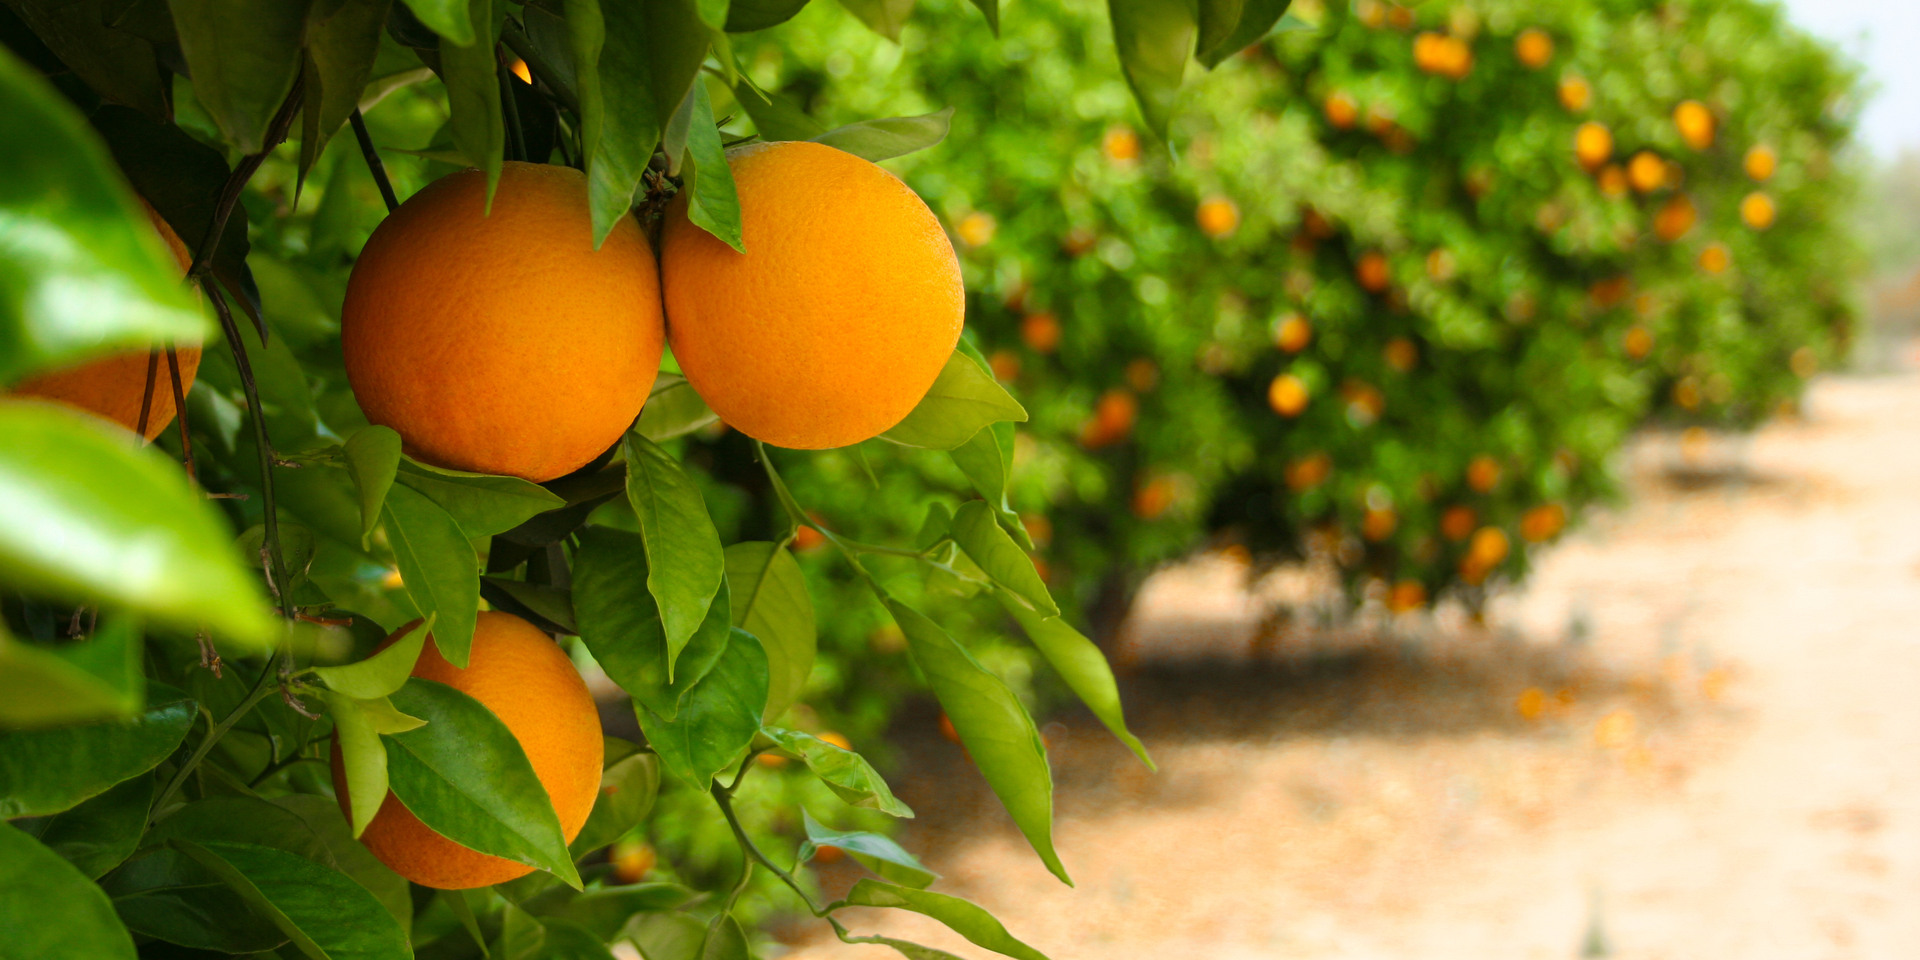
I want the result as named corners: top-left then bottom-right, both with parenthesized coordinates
top-left (1425, 249), bottom-right (1456, 282)
top-left (1698, 242), bottom-right (1731, 274)
top-left (1196, 196), bottom-right (1240, 238)
top-left (955, 211), bottom-right (996, 248)
top-left (938, 713), bottom-right (961, 743)
top-left (1387, 579), bottom-right (1427, 612)
top-left (1514, 28), bottom-right (1553, 69)
top-left (662, 142), bottom-right (962, 450)
top-left (1515, 687), bottom-right (1546, 721)
top-left (1355, 251), bottom-right (1392, 293)
top-left (611, 840), bottom-right (655, 883)
top-left (1468, 526), bottom-right (1510, 566)
top-left (1589, 275), bottom-right (1631, 309)
top-left (1558, 76), bottom-right (1591, 112)
top-left (1021, 312), bottom-right (1061, 353)
top-left (1268, 374), bottom-right (1309, 417)
top-left (1466, 454), bottom-right (1501, 493)
top-left (1341, 379), bottom-right (1385, 422)
top-left (1124, 358), bottom-right (1159, 392)
top-left (988, 349), bottom-right (1021, 382)
top-left (333, 611), bottom-right (603, 889)
top-left (1574, 122), bottom-right (1612, 170)
top-left (1623, 325), bottom-right (1654, 360)
top-left (1673, 100), bottom-right (1714, 150)
top-left (1361, 506), bottom-right (1397, 542)
top-left (1653, 194), bottom-right (1697, 242)
top-left (1595, 163), bottom-right (1629, 197)
top-left (1324, 91), bottom-right (1360, 129)
top-left (1744, 145), bottom-right (1777, 182)
top-left (1132, 476), bottom-right (1176, 520)
top-left (1383, 337), bottom-right (1418, 373)
top-left (342, 162), bottom-right (661, 481)
top-left (1439, 504), bottom-right (1476, 541)
top-left (1520, 502), bottom-right (1567, 542)
top-left (1274, 313), bottom-right (1313, 353)
top-left (15, 199), bottom-right (202, 441)
top-left (1286, 452), bottom-right (1332, 491)
top-left (1741, 192), bottom-right (1775, 230)
top-left (1079, 388), bottom-right (1137, 448)
top-left (1102, 126), bottom-right (1141, 164)
top-left (813, 844), bottom-right (846, 864)
top-left (1627, 151), bottom-right (1665, 193)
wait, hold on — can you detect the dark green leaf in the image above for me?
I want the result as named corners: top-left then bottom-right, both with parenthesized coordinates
top-left (343, 425), bottom-right (402, 548)
top-left (567, 750), bottom-right (660, 858)
top-left (962, 0), bottom-right (997, 34)
top-left (680, 80), bottom-right (745, 253)
top-left (481, 577), bottom-right (578, 634)
top-left (1197, 0), bottom-right (1290, 67)
top-left (997, 592), bottom-right (1153, 770)
top-left (693, 0), bottom-right (728, 32)
top-left (13, 774), bottom-right (153, 879)
top-left (636, 374), bottom-right (720, 442)
top-left (635, 628), bottom-right (767, 790)
top-left (385, 678), bottom-right (582, 887)
top-left (724, 542), bottom-right (815, 722)
top-left (312, 615), bottom-right (432, 700)
top-left (813, 108), bottom-right (952, 162)
top-left (1, 0), bottom-right (166, 117)
top-left (538, 916), bottom-right (621, 960)
top-left (443, 888), bottom-right (491, 956)
top-left (573, 526), bottom-right (732, 719)
top-left (623, 432), bottom-right (725, 678)
top-left (146, 796), bottom-right (336, 867)
top-left (630, 913), bottom-right (708, 960)
top-left (724, 0), bottom-right (809, 32)
top-left (381, 482), bottom-right (479, 667)
top-left (1193, 0), bottom-right (1245, 65)
top-left (554, 883), bottom-right (695, 939)
top-left (1109, 0), bottom-right (1196, 137)
top-left (0, 55), bottom-right (203, 383)
top-left (881, 350), bottom-right (1028, 450)
top-left (175, 840), bottom-right (412, 960)
top-left (169, 0), bottom-right (306, 153)
top-left (103, 845), bottom-right (287, 952)
top-left (950, 501), bottom-right (1056, 617)
top-left (0, 823), bottom-right (138, 960)
top-left (830, 879), bottom-right (1049, 960)
top-left (0, 613), bottom-right (143, 726)
top-left (587, 0), bottom-right (706, 244)
top-left (299, 0), bottom-right (392, 182)
top-left (730, 81), bottom-right (826, 140)
top-left (272, 794), bottom-right (412, 931)
top-left (0, 699), bottom-right (194, 817)
top-left (800, 809), bottom-right (932, 885)
top-left (765, 728), bottom-right (910, 817)
top-left (835, 0), bottom-right (914, 41)
top-left (884, 599), bottom-right (1066, 883)
top-left (441, 0), bottom-right (504, 204)
top-left (394, 458), bottom-right (566, 538)
top-left (398, 0), bottom-right (475, 44)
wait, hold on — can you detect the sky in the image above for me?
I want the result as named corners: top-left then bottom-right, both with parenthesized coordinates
top-left (1778, 0), bottom-right (1920, 158)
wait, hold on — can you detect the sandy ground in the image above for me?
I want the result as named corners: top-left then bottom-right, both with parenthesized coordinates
top-left (782, 373), bottom-right (1920, 960)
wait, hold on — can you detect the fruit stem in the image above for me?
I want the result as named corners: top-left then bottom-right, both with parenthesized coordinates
top-left (709, 780), bottom-right (828, 917)
top-left (186, 73), bottom-right (305, 286)
top-left (349, 109), bottom-right (400, 213)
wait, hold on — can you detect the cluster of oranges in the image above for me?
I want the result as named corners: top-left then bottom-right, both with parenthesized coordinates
top-left (1412, 31), bottom-right (1474, 79)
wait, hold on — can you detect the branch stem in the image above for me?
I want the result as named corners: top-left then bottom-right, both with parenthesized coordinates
top-left (709, 781), bottom-right (827, 917)
top-left (150, 659), bottom-right (280, 824)
top-left (206, 284), bottom-right (294, 620)
top-left (349, 109), bottom-right (400, 212)
top-left (187, 75), bottom-right (306, 283)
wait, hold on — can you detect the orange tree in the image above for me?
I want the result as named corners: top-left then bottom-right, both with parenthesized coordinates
top-left (0, 0), bottom-right (1329, 952)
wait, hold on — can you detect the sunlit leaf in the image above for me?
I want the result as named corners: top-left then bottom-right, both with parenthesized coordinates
top-left (394, 457), bottom-right (566, 539)
top-left (1109, 0), bottom-right (1195, 137)
top-left (623, 432), bottom-right (725, 678)
top-left (724, 541), bottom-right (815, 721)
top-left (765, 728), bottom-right (911, 817)
top-left (311, 615), bottom-right (432, 700)
top-left (800, 809), bottom-right (933, 885)
top-left (881, 350), bottom-right (1028, 450)
top-left (635, 628), bottom-right (767, 790)
top-left (381, 483), bottom-right (478, 667)
top-left (680, 81), bottom-right (745, 253)
top-left (950, 501), bottom-right (1057, 617)
top-left (342, 425), bottom-right (401, 549)
top-left (575, 526), bottom-right (732, 719)
top-left (830, 879), bottom-right (1049, 960)
top-left (996, 591), bottom-right (1153, 770)
top-left (813, 108), bottom-right (952, 162)
top-left (0, 699), bottom-right (194, 818)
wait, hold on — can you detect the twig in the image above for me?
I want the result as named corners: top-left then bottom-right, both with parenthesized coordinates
top-left (186, 74), bottom-right (307, 283)
top-left (150, 659), bottom-right (280, 824)
top-left (349, 109), bottom-right (400, 213)
top-left (166, 347), bottom-right (194, 479)
top-left (206, 283), bottom-right (293, 620)
top-left (136, 349), bottom-right (160, 439)
top-left (709, 781), bottom-right (828, 917)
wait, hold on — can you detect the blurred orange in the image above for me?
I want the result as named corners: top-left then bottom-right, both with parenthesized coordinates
top-left (1673, 100), bottom-right (1714, 149)
top-left (1558, 75), bottom-right (1591, 112)
top-left (1653, 194), bottom-right (1697, 242)
top-left (813, 844), bottom-right (845, 864)
top-left (1744, 144), bottom-right (1777, 182)
top-left (818, 731), bottom-right (852, 751)
top-left (1627, 151), bottom-right (1665, 193)
top-left (1132, 476), bottom-right (1176, 519)
top-left (1466, 454), bottom-right (1501, 493)
top-left (1355, 251), bottom-right (1392, 292)
top-left (1741, 191), bottom-right (1775, 229)
top-left (612, 840), bottom-right (655, 883)
top-left (1102, 126), bottom-right (1140, 163)
top-left (1520, 503), bottom-right (1567, 542)
top-left (1594, 709), bottom-right (1636, 748)
top-left (1699, 242), bottom-right (1731, 274)
top-left (1468, 526), bottom-right (1510, 566)
top-left (1362, 506), bottom-right (1398, 541)
top-left (509, 58), bottom-right (532, 84)
top-left (1440, 505), bottom-right (1476, 541)
top-left (1268, 374), bottom-right (1310, 417)
top-left (988, 349), bottom-right (1020, 382)
top-left (1197, 196), bottom-right (1241, 238)
top-left (1079, 389), bottom-right (1138, 448)
top-left (793, 516), bottom-right (826, 552)
top-left (1574, 122), bottom-right (1612, 170)
top-left (1596, 163), bottom-right (1629, 197)
top-left (1341, 379), bottom-right (1385, 423)
top-left (1274, 313), bottom-right (1313, 353)
top-left (1515, 28), bottom-right (1553, 69)
top-left (955, 211), bottom-right (996, 247)
top-left (1287, 452), bottom-right (1332, 491)
top-left (1021, 312), bottom-right (1061, 353)
top-left (1425, 248), bottom-right (1456, 282)
top-left (1673, 378), bottom-right (1702, 410)
top-left (1324, 90), bottom-right (1359, 129)
top-left (1384, 337), bottom-right (1418, 373)
top-left (1624, 325), bottom-right (1654, 360)
top-left (1125, 357), bottom-right (1160, 392)
top-left (1387, 579), bottom-right (1427, 612)
top-left (1515, 687), bottom-right (1547, 721)
top-left (1590, 275), bottom-right (1631, 309)
top-left (1415, 32), bottom-right (1473, 79)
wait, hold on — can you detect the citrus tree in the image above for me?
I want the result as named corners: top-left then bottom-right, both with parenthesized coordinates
top-left (0, 0), bottom-right (1299, 952)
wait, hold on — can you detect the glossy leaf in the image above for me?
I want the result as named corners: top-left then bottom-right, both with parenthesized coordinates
top-left (1109, 0), bottom-right (1196, 137)
top-left (175, 840), bottom-right (411, 960)
top-left (312, 615), bottom-right (432, 700)
top-left (636, 374), bottom-right (720, 441)
top-left (13, 774), bottom-right (153, 879)
top-left (881, 350), bottom-right (1028, 450)
top-left (0, 404), bottom-right (273, 644)
top-left (272, 794), bottom-right (412, 931)
top-left (836, 0), bottom-right (915, 41)
top-left (299, 0), bottom-right (393, 183)
top-left (680, 81), bottom-right (745, 252)
top-left (0, 54), bottom-right (204, 384)
top-left (636, 628), bottom-right (768, 790)
top-left (381, 482), bottom-right (478, 667)
top-left (0, 614), bottom-right (144, 727)
top-left (574, 526), bottom-right (732, 719)
top-left (441, 0), bottom-right (504, 204)
top-left (997, 592), bottom-right (1153, 770)
top-left (884, 599), bottom-right (1066, 883)
top-left (623, 432), bottom-right (725, 678)
top-left (724, 0), bottom-right (810, 32)
top-left (482, 576), bottom-right (579, 634)
top-left (725, 541), bottom-right (815, 722)
top-left (385, 679), bottom-right (582, 887)
top-left (399, 0), bottom-right (475, 44)
top-left (0, 823), bottom-right (137, 960)
top-left (169, 0), bottom-right (306, 153)
top-left (322, 691), bottom-right (388, 839)
top-left (343, 425), bottom-right (402, 548)
top-left (800, 809), bottom-right (933, 886)
top-left (950, 501), bottom-right (1057, 617)
top-left (731, 81), bottom-right (827, 140)
top-left (587, 0), bottom-right (707, 244)
top-left (1197, 0), bottom-right (1291, 67)
top-left (765, 728), bottom-right (911, 817)
top-left (0, 699), bottom-right (194, 817)
top-left (813, 108), bottom-right (952, 162)
top-left (832, 880), bottom-right (1049, 960)
top-left (394, 458), bottom-right (566, 538)
top-left (1, 0), bottom-right (166, 119)
top-left (568, 749), bottom-right (661, 857)
top-left (146, 796), bottom-right (337, 866)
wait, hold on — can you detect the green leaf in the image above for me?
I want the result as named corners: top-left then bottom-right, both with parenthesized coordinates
top-left (394, 458), bottom-right (566, 538)
top-left (399, 0), bottom-right (475, 44)
top-left (724, 0), bottom-right (810, 32)
top-left (443, 888), bottom-right (491, 956)
top-left (948, 423), bottom-right (1031, 550)
top-left (0, 699), bottom-right (194, 817)
top-left (555, 883), bottom-right (695, 939)
top-left (0, 52), bottom-right (204, 384)
top-left (996, 592), bottom-right (1153, 771)
top-left (1109, 0), bottom-right (1196, 137)
top-left (174, 840), bottom-right (412, 960)
top-left (1, 0), bottom-right (167, 119)
top-left (835, 0), bottom-right (914, 41)
top-left (700, 914), bottom-right (752, 960)
top-left (168, 0), bottom-right (306, 153)
top-left (631, 914), bottom-right (708, 960)
top-left (881, 350), bottom-right (1028, 450)
top-left (963, 0), bottom-right (998, 34)
top-left (693, 0), bottom-right (729, 31)
top-left (0, 823), bottom-right (137, 960)
top-left (832, 880), bottom-right (1048, 960)
top-left (574, 526), bottom-right (732, 719)
top-left (385, 678), bottom-right (583, 888)
top-left (321, 691), bottom-right (388, 839)
top-left (145, 796), bottom-right (337, 866)
top-left (813, 108), bottom-right (952, 162)
top-left (1193, 0), bottom-right (1245, 65)
top-left (834, 929), bottom-right (967, 960)
top-left (950, 501), bottom-right (1057, 618)
top-left (272, 794), bottom-right (412, 932)
top-left (724, 542), bottom-right (815, 722)
top-left (103, 844), bottom-right (288, 952)
top-left (587, 0), bottom-right (707, 245)
top-left (800, 809), bottom-right (933, 886)
top-left (680, 81), bottom-right (745, 253)
top-left (482, 576), bottom-right (579, 634)
top-left (730, 81), bottom-right (827, 140)
top-left (13, 774), bottom-right (153, 879)
top-left (0, 614), bottom-right (144, 727)
top-left (0, 404), bottom-right (273, 644)
top-left (765, 728), bottom-right (910, 817)
top-left (441, 0), bottom-right (504, 205)
top-left (312, 614), bottom-right (432, 700)
top-left (623, 432), bottom-right (725, 678)
top-left (636, 374), bottom-right (720, 442)
top-left (381, 482), bottom-right (479, 667)
top-left (343, 425), bottom-right (402, 549)
top-left (1197, 0), bottom-right (1291, 67)
top-left (299, 0), bottom-right (393, 183)
top-left (884, 599), bottom-right (1066, 883)
top-left (567, 749), bottom-right (660, 857)
top-left (635, 628), bottom-right (768, 790)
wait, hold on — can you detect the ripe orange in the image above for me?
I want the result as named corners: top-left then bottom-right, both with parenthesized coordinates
top-left (1574, 122), bottom-right (1612, 170)
top-left (818, 731), bottom-right (853, 751)
top-left (662, 142), bottom-right (963, 450)
top-left (1268, 374), bottom-right (1309, 417)
top-left (1465, 454), bottom-right (1501, 493)
top-left (1467, 526), bottom-right (1510, 567)
top-left (333, 611), bottom-right (603, 889)
top-left (1021, 312), bottom-right (1062, 353)
top-left (1361, 506), bottom-right (1397, 542)
top-left (1286, 452), bottom-right (1332, 491)
top-left (1740, 192), bottom-right (1775, 229)
top-left (1514, 28), bottom-right (1553, 68)
top-left (1653, 194), bottom-right (1697, 242)
top-left (1673, 100), bottom-right (1714, 150)
top-left (342, 162), bottom-right (662, 481)
top-left (1102, 126), bottom-right (1141, 164)
top-left (1387, 579), bottom-right (1427, 612)
top-left (1439, 504), bottom-right (1476, 541)
top-left (1078, 388), bottom-right (1137, 448)
top-left (988, 349), bottom-right (1021, 382)
top-left (1627, 151), bottom-right (1665, 193)
top-left (1383, 337), bottom-right (1418, 373)
top-left (1698, 242), bottom-right (1731, 274)
top-left (1324, 91), bottom-right (1360, 129)
top-left (1355, 251), bottom-right (1392, 293)
top-left (1589, 275), bottom-right (1631, 309)
top-left (1744, 145), bottom-right (1777, 182)
top-left (1623, 324), bottom-right (1654, 360)
top-left (1414, 32), bottom-right (1470, 77)
top-left (1520, 503), bottom-right (1567, 542)
top-left (1595, 163), bottom-right (1629, 197)
top-left (1274, 313), bottom-right (1313, 353)
top-left (611, 839), bottom-right (655, 883)
top-left (15, 199), bottom-right (201, 441)
top-left (1131, 475), bottom-right (1176, 520)
top-left (1558, 76), bottom-right (1591, 112)
top-left (1196, 196), bottom-right (1241, 238)
top-left (955, 211), bottom-right (996, 248)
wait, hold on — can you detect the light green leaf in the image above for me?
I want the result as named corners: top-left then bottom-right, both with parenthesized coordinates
top-left (950, 501), bottom-right (1056, 617)
top-left (322, 690), bottom-right (390, 838)
top-left (166, 0), bottom-right (307, 153)
top-left (587, 0), bottom-right (706, 245)
top-left (381, 483), bottom-right (479, 667)
top-left (1109, 0), bottom-right (1196, 137)
top-left (963, 0), bottom-right (998, 34)
top-left (0, 823), bottom-right (137, 960)
top-left (1197, 0), bottom-right (1293, 67)
top-left (881, 350), bottom-right (1028, 450)
top-left (636, 374), bottom-right (720, 442)
top-left (765, 728), bottom-right (910, 817)
top-left (813, 108), bottom-right (953, 162)
top-left (623, 432), bottom-right (725, 679)
top-left (0, 699), bottom-right (194, 817)
top-left (312, 614), bottom-right (433, 700)
top-left (730, 82), bottom-right (827, 140)
top-left (830, 880), bottom-right (1049, 960)
top-left (680, 81), bottom-right (744, 253)
top-left (995, 592), bottom-right (1153, 770)
top-left (394, 457), bottom-right (566, 538)
top-left (0, 614), bottom-right (144, 727)
top-left (949, 423), bottom-right (1031, 550)
top-left (636, 629), bottom-right (767, 790)
top-left (343, 425), bottom-right (402, 548)
top-left (724, 542), bottom-right (815, 722)
top-left (441, 0), bottom-right (504, 205)
top-left (800, 809), bottom-right (933, 886)
top-left (836, 0), bottom-right (915, 41)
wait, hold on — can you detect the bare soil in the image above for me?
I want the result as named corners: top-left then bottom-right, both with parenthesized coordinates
top-left (782, 373), bottom-right (1920, 960)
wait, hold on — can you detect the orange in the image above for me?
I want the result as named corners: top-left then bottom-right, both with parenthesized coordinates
top-left (1361, 506), bottom-right (1397, 542)
top-left (1355, 251), bottom-right (1392, 293)
top-left (1102, 126), bottom-right (1141, 163)
top-left (1558, 76), bottom-right (1591, 112)
top-left (15, 199), bottom-right (202, 441)
top-left (1124, 358), bottom-right (1159, 392)
top-left (1131, 476), bottom-right (1176, 520)
top-left (1274, 313), bottom-right (1313, 353)
top-left (611, 840), bottom-right (655, 883)
top-left (1021, 312), bottom-right (1061, 353)
top-left (1387, 579), bottom-right (1427, 612)
top-left (1589, 276), bottom-right (1631, 309)
top-left (1383, 337), bottom-right (1418, 373)
top-left (1595, 164), bottom-right (1629, 197)
top-left (509, 58), bottom-right (532, 84)
top-left (1078, 388), bottom-right (1137, 448)
top-left (1744, 145), bottom-right (1777, 182)
top-left (1425, 249), bottom-right (1455, 282)
top-left (1514, 28), bottom-right (1553, 69)
top-left (1268, 374), bottom-right (1309, 417)
top-left (1653, 194), bottom-right (1697, 242)
top-left (988, 349), bottom-right (1021, 382)
top-left (662, 142), bottom-right (962, 450)
top-left (1520, 503), bottom-right (1567, 542)
top-left (1439, 504), bottom-right (1476, 541)
top-left (1741, 192), bottom-right (1775, 230)
top-left (333, 611), bottom-right (603, 889)
top-left (1574, 122), bottom-right (1612, 170)
top-left (1342, 379), bottom-right (1385, 422)
top-left (1623, 324), bottom-right (1654, 360)
top-left (1467, 526), bottom-right (1509, 566)
top-left (1324, 91), bottom-right (1360, 129)
top-left (1627, 151), bottom-right (1665, 193)
top-left (1698, 242), bottom-right (1731, 274)
top-left (955, 211), bottom-right (996, 248)
top-left (1673, 100), bottom-right (1714, 150)
top-left (1466, 454), bottom-right (1501, 493)
top-left (1286, 452), bottom-right (1332, 491)
top-left (818, 731), bottom-right (853, 751)
top-left (1197, 196), bottom-right (1240, 238)
top-left (342, 162), bottom-right (661, 481)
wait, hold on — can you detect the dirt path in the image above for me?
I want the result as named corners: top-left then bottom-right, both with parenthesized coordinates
top-left (784, 374), bottom-right (1920, 960)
